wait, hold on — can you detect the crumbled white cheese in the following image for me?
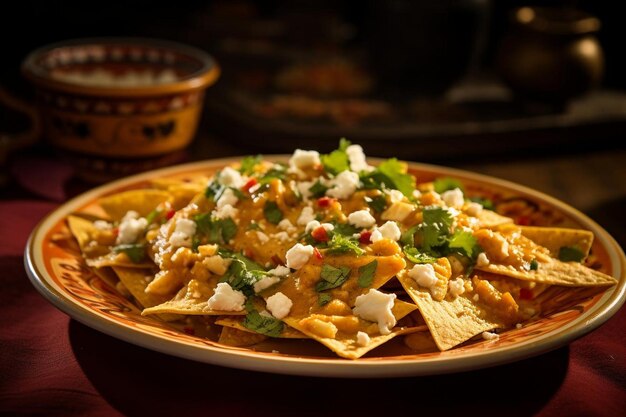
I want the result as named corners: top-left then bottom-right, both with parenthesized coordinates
top-left (253, 276), bottom-right (280, 293)
top-left (442, 188), bottom-right (465, 209)
top-left (278, 218), bottom-right (296, 233)
top-left (297, 206), bottom-right (316, 225)
top-left (116, 210), bottom-right (148, 244)
top-left (346, 144), bottom-right (373, 172)
top-left (408, 264), bottom-right (438, 289)
top-left (216, 187), bottom-right (238, 209)
top-left (448, 278), bottom-right (466, 297)
top-left (481, 331), bottom-right (499, 341)
top-left (207, 282), bottom-right (246, 311)
top-left (296, 181), bottom-right (314, 201)
top-left (305, 220), bottom-right (334, 234)
top-left (218, 166), bottom-right (245, 188)
top-left (268, 265), bottom-right (291, 277)
top-left (326, 171), bottom-right (360, 199)
top-left (213, 204), bottom-right (239, 220)
top-left (465, 202), bottom-right (483, 217)
top-left (265, 292), bottom-right (293, 319)
top-left (412, 189), bottom-right (422, 199)
top-left (515, 323), bottom-right (523, 329)
top-left (272, 231), bottom-right (291, 242)
top-left (256, 231), bottom-right (269, 244)
top-left (285, 243), bottom-right (315, 269)
top-left (476, 252), bottom-right (490, 267)
top-left (93, 220), bottom-right (112, 230)
top-left (289, 149), bottom-right (321, 169)
top-left (370, 221), bottom-right (401, 243)
top-left (385, 189), bottom-right (405, 203)
top-left (168, 218), bottom-right (196, 248)
top-left (353, 289), bottom-right (397, 335)
top-left (356, 331), bottom-right (371, 347)
top-left (348, 209), bottom-right (376, 228)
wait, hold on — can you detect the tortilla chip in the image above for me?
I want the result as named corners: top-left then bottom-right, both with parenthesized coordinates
top-left (477, 258), bottom-right (617, 287)
top-left (112, 267), bottom-right (170, 308)
top-left (218, 326), bottom-right (268, 347)
top-left (92, 266), bottom-right (119, 288)
top-left (142, 278), bottom-right (248, 316)
top-left (397, 271), bottom-right (503, 350)
top-left (99, 189), bottom-right (171, 221)
top-left (476, 209), bottom-right (513, 228)
top-left (282, 299), bottom-right (419, 359)
top-left (215, 316), bottom-right (308, 339)
top-left (513, 225), bottom-right (594, 257)
top-left (149, 178), bottom-right (207, 209)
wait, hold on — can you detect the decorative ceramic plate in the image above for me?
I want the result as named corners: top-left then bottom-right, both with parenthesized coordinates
top-left (25, 158), bottom-right (626, 377)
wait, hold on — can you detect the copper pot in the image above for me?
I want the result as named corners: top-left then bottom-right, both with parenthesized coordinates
top-left (496, 7), bottom-right (604, 104)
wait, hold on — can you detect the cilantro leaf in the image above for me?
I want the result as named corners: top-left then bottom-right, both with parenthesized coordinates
top-left (558, 246), bottom-right (585, 262)
top-left (421, 207), bottom-right (453, 252)
top-left (377, 159), bottom-right (416, 197)
top-left (325, 234), bottom-right (364, 256)
top-left (469, 196), bottom-right (494, 211)
top-left (220, 259), bottom-right (267, 296)
top-left (194, 213), bottom-right (238, 244)
top-left (145, 208), bottom-right (162, 225)
top-left (365, 195), bottom-right (387, 213)
top-left (447, 230), bottom-right (480, 258)
top-left (331, 221), bottom-right (359, 237)
top-left (239, 155), bottom-right (262, 175)
top-left (258, 164), bottom-right (287, 184)
top-left (318, 293), bottom-right (332, 306)
top-left (263, 201), bottom-right (283, 225)
top-left (218, 248), bottom-right (266, 271)
top-left (242, 310), bottom-right (284, 337)
top-left (360, 158), bottom-right (415, 197)
top-left (434, 177), bottom-right (465, 194)
top-left (529, 259), bottom-right (539, 270)
top-left (358, 260), bottom-right (377, 288)
top-left (309, 180), bottom-right (328, 198)
top-left (205, 179), bottom-right (226, 202)
top-left (400, 224), bottom-right (420, 247)
top-left (113, 243), bottom-right (146, 263)
top-left (403, 247), bottom-right (437, 264)
top-left (321, 138), bottom-right (351, 175)
top-left (316, 264), bottom-right (352, 292)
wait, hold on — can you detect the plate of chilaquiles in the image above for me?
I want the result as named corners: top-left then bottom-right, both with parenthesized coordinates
top-left (26, 140), bottom-right (625, 377)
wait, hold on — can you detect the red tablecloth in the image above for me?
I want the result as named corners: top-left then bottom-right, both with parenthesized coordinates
top-left (1, 172), bottom-right (625, 417)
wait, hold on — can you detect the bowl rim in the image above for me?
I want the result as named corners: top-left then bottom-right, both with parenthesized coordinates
top-left (21, 37), bottom-right (220, 97)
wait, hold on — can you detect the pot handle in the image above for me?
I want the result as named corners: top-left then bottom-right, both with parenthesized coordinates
top-left (0, 86), bottom-right (41, 157)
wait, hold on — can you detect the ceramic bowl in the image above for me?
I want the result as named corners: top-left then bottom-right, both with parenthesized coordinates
top-left (22, 38), bottom-right (219, 158)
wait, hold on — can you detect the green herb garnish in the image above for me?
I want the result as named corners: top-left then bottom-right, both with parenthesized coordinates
top-left (112, 243), bottom-right (146, 263)
top-left (318, 293), bottom-right (332, 306)
top-left (309, 180), bottom-right (329, 198)
top-left (365, 195), bottom-right (387, 213)
top-left (239, 155), bottom-right (262, 175)
top-left (325, 234), bottom-right (364, 256)
top-left (360, 158), bottom-right (415, 197)
top-left (242, 310), bottom-right (284, 337)
top-left (558, 246), bottom-right (585, 262)
top-left (403, 247), bottom-right (437, 264)
top-left (433, 177), bottom-right (464, 194)
top-left (358, 260), bottom-right (378, 288)
top-left (469, 196), bottom-right (495, 211)
top-left (321, 138), bottom-right (351, 175)
top-left (421, 207), bottom-right (454, 252)
top-left (447, 230), bottom-right (480, 258)
top-left (263, 201), bottom-right (283, 224)
top-left (316, 264), bottom-right (352, 292)
top-left (194, 213), bottom-right (238, 244)
top-left (529, 259), bottom-right (539, 270)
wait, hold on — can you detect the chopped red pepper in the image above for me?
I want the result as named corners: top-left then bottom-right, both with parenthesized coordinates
top-left (112, 227), bottom-right (119, 237)
top-left (182, 326), bottom-right (195, 335)
top-left (359, 230), bottom-right (372, 244)
top-left (165, 209), bottom-right (176, 220)
top-left (313, 247), bottom-right (324, 260)
top-left (519, 288), bottom-right (533, 300)
top-left (317, 197), bottom-right (334, 207)
top-left (311, 226), bottom-right (329, 242)
top-left (516, 215), bottom-right (531, 226)
top-left (242, 178), bottom-right (259, 193)
top-left (271, 254), bottom-right (285, 266)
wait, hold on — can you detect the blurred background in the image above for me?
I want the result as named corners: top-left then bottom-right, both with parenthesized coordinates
top-left (1, 1), bottom-right (625, 236)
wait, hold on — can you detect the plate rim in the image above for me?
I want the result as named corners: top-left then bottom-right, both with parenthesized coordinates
top-left (24, 156), bottom-right (626, 378)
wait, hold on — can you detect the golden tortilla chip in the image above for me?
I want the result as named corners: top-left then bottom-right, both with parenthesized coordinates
top-left (477, 258), bottom-right (617, 287)
top-left (283, 299), bottom-right (419, 359)
top-left (112, 267), bottom-right (171, 308)
top-left (99, 189), bottom-right (171, 221)
top-left (150, 178), bottom-right (208, 209)
top-left (513, 225), bottom-right (594, 257)
top-left (218, 326), bottom-right (268, 347)
top-left (397, 271), bottom-right (503, 350)
top-left (476, 209), bottom-right (513, 228)
top-left (92, 266), bottom-right (119, 288)
top-left (142, 278), bottom-right (248, 316)
top-left (215, 316), bottom-right (307, 339)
